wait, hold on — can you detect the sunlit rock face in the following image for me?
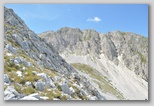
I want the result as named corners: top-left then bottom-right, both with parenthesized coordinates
top-left (4, 6), bottom-right (148, 100)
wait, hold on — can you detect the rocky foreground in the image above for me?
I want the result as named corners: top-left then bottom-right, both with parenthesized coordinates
top-left (4, 7), bottom-right (148, 100)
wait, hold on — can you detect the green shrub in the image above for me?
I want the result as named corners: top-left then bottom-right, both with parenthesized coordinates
top-left (19, 78), bottom-right (26, 85)
top-left (22, 86), bottom-right (35, 95)
top-left (60, 95), bottom-right (67, 100)
top-left (138, 51), bottom-right (147, 63)
top-left (57, 85), bottom-right (62, 91)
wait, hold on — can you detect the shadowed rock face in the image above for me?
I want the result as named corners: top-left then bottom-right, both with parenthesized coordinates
top-left (39, 28), bottom-right (148, 82)
top-left (4, 7), bottom-right (105, 100)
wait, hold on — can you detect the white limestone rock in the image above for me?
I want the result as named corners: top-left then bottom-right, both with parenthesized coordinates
top-left (4, 74), bottom-right (10, 84)
top-left (25, 81), bottom-right (32, 86)
top-left (35, 81), bottom-right (44, 91)
top-left (6, 44), bottom-right (17, 55)
top-left (16, 71), bottom-right (22, 77)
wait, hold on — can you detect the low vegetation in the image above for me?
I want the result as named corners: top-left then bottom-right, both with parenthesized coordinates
top-left (71, 63), bottom-right (125, 100)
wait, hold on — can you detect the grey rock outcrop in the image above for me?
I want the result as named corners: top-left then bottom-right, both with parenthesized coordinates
top-left (4, 74), bottom-right (10, 84)
top-left (4, 86), bottom-right (24, 100)
top-left (35, 81), bottom-right (44, 91)
top-left (5, 44), bottom-right (17, 55)
top-left (37, 73), bottom-right (55, 88)
top-left (3, 7), bottom-right (109, 100)
top-left (39, 28), bottom-right (148, 81)
top-left (4, 6), bottom-right (148, 100)
top-left (60, 80), bottom-right (70, 95)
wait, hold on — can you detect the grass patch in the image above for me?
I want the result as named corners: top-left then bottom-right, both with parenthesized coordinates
top-left (138, 51), bottom-right (147, 63)
top-left (71, 63), bottom-right (125, 100)
top-left (24, 68), bottom-right (40, 82)
top-left (83, 33), bottom-right (93, 41)
top-left (120, 32), bottom-right (127, 36)
top-left (4, 56), bottom-right (20, 72)
top-left (41, 88), bottom-right (64, 100)
top-left (14, 84), bottom-right (35, 95)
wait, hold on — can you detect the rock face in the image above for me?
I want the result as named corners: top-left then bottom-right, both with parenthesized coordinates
top-left (39, 25), bottom-right (148, 100)
top-left (39, 28), bottom-right (148, 82)
top-left (4, 6), bottom-right (148, 100)
top-left (4, 7), bottom-right (104, 100)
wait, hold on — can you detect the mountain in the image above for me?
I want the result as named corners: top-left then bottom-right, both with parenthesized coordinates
top-left (39, 28), bottom-right (148, 100)
top-left (4, 7), bottom-right (105, 100)
top-left (4, 7), bottom-right (148, 100)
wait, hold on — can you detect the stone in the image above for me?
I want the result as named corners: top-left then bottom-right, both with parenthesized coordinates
top-left (74, 73), bottom-right (80, 80)
top-left (15, 57), bottom-right (21, 63)
top-left (16, 71), bottom-right (22, 77)
top-left (6, 52), bottom-right (12, 56)
top-left (4, 86), bottom-right (24, 100)
top-left (40, 96), bottom-right (49, 100)
top-left (4, 74), bottom-right (10, 84)
top-left (53, 98), bottom-right (60, 100)
top-left (87, 95), bottom-right (98, 100)
top-left (25, 81), bottom-right (32, 86)
top-left (22, 60), bottom-right (28, 66)
top-left (4, 92), bottom-right (16, 100)
top-left (60, 81), bottom-right (70, 95)
top-left (92, 88), bottom-right (102, 99)
top-left (14, 59), bottom-right (19, 64)
top-left (37, 73), bottom-right (55, 88)
top-left (6, 44), bottom-right (17, 55)
top-left (39, 54), bottom-right (45, 60)
top-left (28, 62), bottom-right (33, 67)
top-left (22, 67), bottom-right (26, 71)
top-left (35, 81), bottom-right (44, 91)
top-left (53, 76), bottom-right (61, 83)
top-left (69, 87), bottom-right (75, 94)
top-left (20, 96), bottom-right (39, 100)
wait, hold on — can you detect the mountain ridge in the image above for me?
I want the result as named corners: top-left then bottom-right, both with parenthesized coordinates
top-left (39, 27), bottom-right (148, 81)
top-left (4, 7), bottom-right (148, 100)
top-left (4, 7), bottom-right (108, 100)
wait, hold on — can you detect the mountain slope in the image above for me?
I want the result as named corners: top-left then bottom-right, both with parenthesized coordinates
top-left (39, 27), bottom-right (148, 100)
top-left (4, 7), bottom-right (108, 100)
top-left (39, 28), bottom-right (148, 81)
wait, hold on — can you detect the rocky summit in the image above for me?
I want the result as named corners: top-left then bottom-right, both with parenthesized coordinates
top-left (4, 7), bottom-right (148, 100)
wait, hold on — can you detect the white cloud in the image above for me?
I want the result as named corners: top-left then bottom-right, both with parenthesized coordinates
top-left (87, 17), bottom-right (101, 22)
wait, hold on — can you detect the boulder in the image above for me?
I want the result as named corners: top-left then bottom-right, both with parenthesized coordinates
top-left (35, 81), bottom-right (44, 91)
top-left (22, 60), bottom-right (28, 66)
top-left (4, 86), bottom-right (24, 100)
top-left (39, 54), bottom-right (45, 60)
top-left (92, 88), bottom-right (102, 99)
top-left (4, 74), bottom-right (10, 84)
top-left (14, 59), bottom-right (19, 64)
top-left (22, 67), bottom-right (26, 71)
top-left (37, 73), bottom-right (55, 88)
top-left (74, 73), bottom-right (80, 80)
top-left (40, 96), bottom-right (49, 100)
top-left (20, 96), bottom-right (39, 100)
top-left (16, 71), bottom-right (22, 77)
top-left (53, 76), bottom-right (61, 83)
top-left (60, 80), bottom-right (70, 95)
top-left (53, 98), bottom-right (60, 100)
top-left (69, 87), bottom-right (75, 94)
top-left (87, 95), bottom-right (98, 100)
top-left (15, 57), bottom-right (21, 63)
top-left (6, 44), bottom-right (17, 55)
top-left (25, 81), bottom-right (32, 86)
top-left (27, 62), bottom-right (33, 67)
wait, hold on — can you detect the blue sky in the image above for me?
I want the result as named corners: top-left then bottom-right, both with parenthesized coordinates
top-left (5, 4), bottom-right (148, 37)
